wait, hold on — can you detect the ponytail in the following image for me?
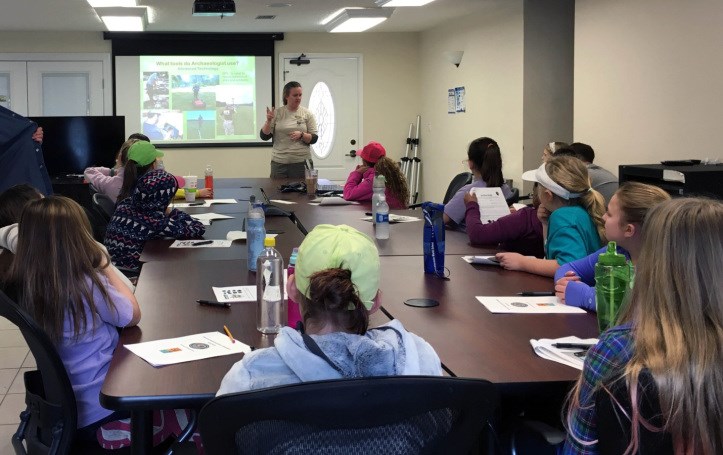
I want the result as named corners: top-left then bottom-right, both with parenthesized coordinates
top-left (579, 189), bottom-right (607, 244)
top-left (117, 160), bottom-right (153, 202)
top-left (374, 156), bottom-right (409, 208)
top-left (300, 268), bottom-right (369, 335)
top-left (468, 137), bottom-right (504, 187)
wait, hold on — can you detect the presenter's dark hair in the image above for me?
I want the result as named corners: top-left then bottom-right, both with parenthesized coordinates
top-left (282, 81), bottom-right (302, 105)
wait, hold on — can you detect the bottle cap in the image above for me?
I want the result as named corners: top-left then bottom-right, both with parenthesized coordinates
top-left (597, 241), bottom-right (627, 266)
top-left (264, 237), bottom-right (276, 247)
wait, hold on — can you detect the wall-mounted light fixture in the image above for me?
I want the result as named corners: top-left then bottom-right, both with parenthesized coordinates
top-left (96, 6), bottom-right (148, 31)
top-left (443, 50), bottom-right (464, 67)
top-left (325, 8), bottom-right (394, 33)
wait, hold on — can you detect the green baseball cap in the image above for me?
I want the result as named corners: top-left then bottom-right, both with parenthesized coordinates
top-left (295, 224), bottom-right (380, 310)
top-left (127, 141), bottom-right (163, 166)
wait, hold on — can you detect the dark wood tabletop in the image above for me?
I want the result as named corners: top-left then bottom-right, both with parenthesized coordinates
top-left (378, 255), bottom-right (599, 385)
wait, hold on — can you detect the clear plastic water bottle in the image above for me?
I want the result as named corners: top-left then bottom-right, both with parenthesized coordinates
top-left (204, 164), bottom-right (214, 190)
top-left (371, 174), bottom-right (386, 225)
top-left (247, 199), bottom-right (266, 272)
top-left (287, 247), bottom-right (302, 329)
top-left (375, 193), bottom-right (390, 240)
top-left (594, 241), bottom-right (631, 333)
top-left (257, 237), bottom-right (285, 334)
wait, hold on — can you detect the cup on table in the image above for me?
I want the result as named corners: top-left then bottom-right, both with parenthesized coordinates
top-left (184, 175), bottom-right (198, 202)
top-left (305, 169), bottom-right (318, 196)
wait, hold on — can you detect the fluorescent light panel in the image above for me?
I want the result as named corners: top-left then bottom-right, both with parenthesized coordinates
top-left (95, 6), bottom-right (148, 31)
top-left (325, 8), bottom-right (394, 33)
top-left (87, 0), bottom-right (137, 7)
top-left (376, 0), bottom-right (435, 6)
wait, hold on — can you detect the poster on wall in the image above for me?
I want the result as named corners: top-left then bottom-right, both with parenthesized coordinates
top-left (455, 86), bottom-right (466, 113)
top-left (447, 88), bottom-right (456, 114)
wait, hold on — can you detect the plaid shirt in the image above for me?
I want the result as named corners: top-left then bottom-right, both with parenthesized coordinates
top-left (563, 323), bottom-right (634, 454)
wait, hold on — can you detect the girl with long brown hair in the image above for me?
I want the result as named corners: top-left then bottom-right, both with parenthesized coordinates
top-left (564, 198), bottom-right (723, 454)
top-left (343, 141), bottom-right (409, 209)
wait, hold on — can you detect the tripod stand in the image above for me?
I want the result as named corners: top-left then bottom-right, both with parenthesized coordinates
top-left (404, 115), bottom-right (421, 205)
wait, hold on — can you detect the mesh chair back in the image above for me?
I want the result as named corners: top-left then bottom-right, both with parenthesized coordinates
top-left (442, 172), bottom-right (473, 204)
top-left (596, 370), bottom-right (673, 455)
top-left (92, 193), bottom-right (116, 222)
top-left (200, 376), bottom-right (499, 455)
top-left (0, 290), bottom-right (77, 455)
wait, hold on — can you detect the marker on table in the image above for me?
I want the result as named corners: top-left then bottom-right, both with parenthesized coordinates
top-left (192, 240), bottom-right (213, 246)
top-left (197, 299), bottom-right (230, 308)
top-left (187, 202), bottom-right (205, 206)
top-left (223, 325), bottom-right (236, 343)
top-left (517, 291), bottom-right (555, 296)
top-left (552, 342), bottom-right (596, 350)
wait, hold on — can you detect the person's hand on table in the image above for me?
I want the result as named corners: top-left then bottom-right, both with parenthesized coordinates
top-left (463, 191), bottom-right (477, 205)
top-left (495, 252), bottom-right (527, 271)
top-left (198, 188), bottom-right (213, 198)
top-left (32, 127), bottom-right (44, 144)
top-left (554, 271), bottom-right (580, 303)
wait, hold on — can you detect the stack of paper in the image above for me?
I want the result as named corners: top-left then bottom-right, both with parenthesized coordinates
top-left (170, 240), bottom-right (232, 248)
top-left (309, 197), bottom-right (359, 206)
top-left (530, 336), bottom-right (599, 370)
top-left (462, 255), bottom-right (500, 266)
top-left (476, 296), bottom-right (586, 314)
top-left (125, 332), bottom-right (251, 367)
top-left (190, 213), bottom-right (234, 225)
top-left (173, 199), bottom-right (238, 208)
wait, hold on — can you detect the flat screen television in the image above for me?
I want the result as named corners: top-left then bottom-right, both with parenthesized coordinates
top-left (29, 116), bottom-right (126, 177)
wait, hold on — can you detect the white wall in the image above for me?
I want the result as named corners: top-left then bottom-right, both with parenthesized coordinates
top-left (0, 31), bottom-right (420, 180)
top-left (575, 0), bottom-right (723, 174)
top-left (419, 1), bottom-right (525, 202)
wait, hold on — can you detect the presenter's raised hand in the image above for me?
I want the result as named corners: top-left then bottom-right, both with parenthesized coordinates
top-left (265, 106), bottom-right (275, 123)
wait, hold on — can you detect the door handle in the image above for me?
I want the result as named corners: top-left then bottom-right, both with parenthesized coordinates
top-left (345, 150), bottom-right (357, 158)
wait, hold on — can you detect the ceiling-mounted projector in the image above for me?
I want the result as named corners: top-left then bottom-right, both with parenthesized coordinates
top-left (192, 0), bottom-right (235, 16)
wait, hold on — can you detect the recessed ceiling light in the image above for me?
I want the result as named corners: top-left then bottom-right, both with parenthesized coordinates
top-left (267, 3), bottom-right (291, 7)
top-left (95, 6), bottom-right (148, 31)
top-left (376, 0), bottom-right (435, 6)
top-left (325, 8), bottom-right (394, 33)
top-left (321, 7), bottom-right (362, 26)
top-left (87, 0), bottom-right (137, 7)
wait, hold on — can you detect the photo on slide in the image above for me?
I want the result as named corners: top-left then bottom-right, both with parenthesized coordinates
top-left (171, 74), bottom-right (219, 111)
top-left (143, 71), bottom-right (169, 110)
top-left (142, 110), bottom-right (184, 141)
top-left (185, 111), bottom-right (217, 140)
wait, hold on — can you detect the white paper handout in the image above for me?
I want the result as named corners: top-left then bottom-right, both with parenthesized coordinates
top-left (212, 286), bottom-right (257, 302)
top-left (269, 199), bottom-right (296, 205)
top-left (170, 240), bottom-right (233, 248)
top-left (530, 336), bottom-right (599, 370)
top-left (226, 231), bottom-right (279, 242)
top-left (361, 214), bottom-right (421, 223)
top-left (470, 187), bottom-right (511, 224)
top-left (125, 331), bottom-right (250, 367)
top-left (190, 213), bottom-right (234, 225)
top-left (173, 199), bottom-right (238, 208)
top-left (462, 255), bottom-right (500, 266)
top-left (476, 296), bottom-right (586, 314)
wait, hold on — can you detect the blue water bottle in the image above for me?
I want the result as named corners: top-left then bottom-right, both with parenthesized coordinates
top-left (247, 197), bottom-right (266, 272)
top-left (421, 202), bottom-right (445, 275)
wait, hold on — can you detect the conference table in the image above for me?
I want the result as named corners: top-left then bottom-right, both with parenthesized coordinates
top-left (100, 178), bottom-right (599, 454)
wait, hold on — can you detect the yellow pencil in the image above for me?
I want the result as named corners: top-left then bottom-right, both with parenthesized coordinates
top-left (223, 325), bottom-right (235, 343)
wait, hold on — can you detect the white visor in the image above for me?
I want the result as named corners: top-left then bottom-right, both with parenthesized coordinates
top-left (521, 163), bottom-right (584, 200)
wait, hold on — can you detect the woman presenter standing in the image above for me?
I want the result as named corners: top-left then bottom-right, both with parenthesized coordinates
top-left (261, 81), bottom-right (319, 178)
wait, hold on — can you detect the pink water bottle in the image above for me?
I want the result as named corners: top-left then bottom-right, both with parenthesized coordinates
top-left (287, 247), bottom-right (302, 329)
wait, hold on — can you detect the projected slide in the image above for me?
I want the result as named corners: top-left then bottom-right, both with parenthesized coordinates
top-left (139, 56), bottom-right (257, 142)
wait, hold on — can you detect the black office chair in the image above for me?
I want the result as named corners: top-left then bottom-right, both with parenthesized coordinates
top-left (199, 376), bottom-right (499, 455)
top-left (442, 172), bottom-right (473, 204)
top-left (505, 187), bottom-right (520, 205)
top-left (92, 193), bottom-right (116, 221)
top-left (596, 370), bottom-right (673, 455)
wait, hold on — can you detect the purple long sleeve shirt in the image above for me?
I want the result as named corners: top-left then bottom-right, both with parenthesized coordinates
top-left (464, 203), bottom-right (545, 258)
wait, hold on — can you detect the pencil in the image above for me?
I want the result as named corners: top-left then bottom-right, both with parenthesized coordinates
top-left (223, 325), bottom-right (235, 343)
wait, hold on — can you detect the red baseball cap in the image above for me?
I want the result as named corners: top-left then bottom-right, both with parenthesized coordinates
top-left (358, 141), bottom-right (386, 164)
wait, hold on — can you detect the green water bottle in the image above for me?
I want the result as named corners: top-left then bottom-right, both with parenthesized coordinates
top-left (595, 241), bottom-right (631, 333)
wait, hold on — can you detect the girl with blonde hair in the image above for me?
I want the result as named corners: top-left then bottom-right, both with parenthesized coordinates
top-left (497, 155), bottom-right (605, 276)
top-left (564, 197), bottom-right (723, 454)
top-left (554, 182), bottom-right (671, 309)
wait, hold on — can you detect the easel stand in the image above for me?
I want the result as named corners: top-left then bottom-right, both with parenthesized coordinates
top-left (400, 123), bottom-right (414, 181)
top-left (408, 115), bottom-right (422, 205)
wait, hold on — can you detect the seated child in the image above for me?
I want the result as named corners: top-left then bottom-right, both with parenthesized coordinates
top-left (564, 198), bottom-right (723, 454)
top-left (217, 224), bottom-right (442, 394)
top-left (462, 183), bottom-right (544, 258)
top-left (554, 182), bottom-right (670, 310)
top-left (343, 141), bottom-right (409, 209)
top-left (496, 156), bottom-right (606, 277)
top-left (104, 169), bottom-right (205, 271)
top-left (444, 137), bottom-right (512, 227)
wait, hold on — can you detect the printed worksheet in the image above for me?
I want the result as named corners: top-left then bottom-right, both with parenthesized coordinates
top-left (476, 296), bottom-right (586, 314)
top-left (170, 240), bottom-right (233, 248)
top-left (212, 286), bottom-right (257, 302)
top-left (125, 331), bottom-right (250, 367)
top-left (470, 187), bottom-right (510, 224)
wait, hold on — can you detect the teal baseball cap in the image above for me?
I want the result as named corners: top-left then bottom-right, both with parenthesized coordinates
top-left (128, 141), bottom-right (163, 167)
top-left (295, 224), bottom-right (380, 310)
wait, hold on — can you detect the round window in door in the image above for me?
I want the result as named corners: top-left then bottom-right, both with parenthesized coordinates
top-left (308, 81), bottom-right (335, 160)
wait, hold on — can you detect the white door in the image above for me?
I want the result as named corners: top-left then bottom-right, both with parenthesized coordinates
top-left (27, 61), bottom-right (105, 116)
top-left (281, 54), bottom-right (361, 182)
top-left (0, 61), bottom-right (29, 115)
